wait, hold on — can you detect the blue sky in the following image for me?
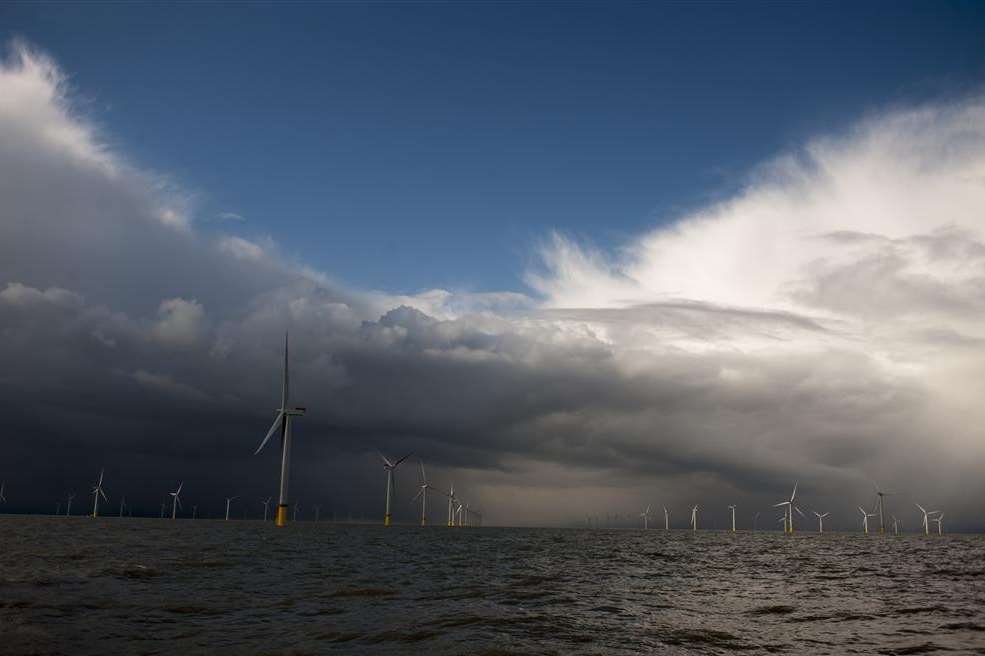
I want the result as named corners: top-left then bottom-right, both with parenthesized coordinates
top-left (3, 1), bottom-right (985, 294)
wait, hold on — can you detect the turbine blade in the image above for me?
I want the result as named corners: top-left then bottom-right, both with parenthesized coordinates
top-left (393, 452), bottom-right (413, 468)
top-left (255, 412), bottom-right (284, 455)
top-left (377, 450), bottom-right (394, 468)
top-left (100, 489), bottom-right (108, 501)
top-left (176, 497), bottom-right (182, 509)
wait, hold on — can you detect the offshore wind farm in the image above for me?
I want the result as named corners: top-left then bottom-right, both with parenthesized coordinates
top-left (4, 2), bottom-right (985, 655)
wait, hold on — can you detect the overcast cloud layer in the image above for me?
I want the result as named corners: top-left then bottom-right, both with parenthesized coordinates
top-left (2, 42), bottom-right (984, 529)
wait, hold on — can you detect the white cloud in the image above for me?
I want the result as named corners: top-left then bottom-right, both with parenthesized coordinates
top-left (152, 297), bottom-right (204, 346)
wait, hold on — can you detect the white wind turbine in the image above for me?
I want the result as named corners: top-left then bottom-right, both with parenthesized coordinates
top-left (446, 483), bottom-right (456, 527)
top-left (292, 500), bottom-right (300, 521)
top-left (689, 505), bottom-right (699, 531)
top-left (773, 482), bottom-right (802, 533)
top-left (872, 482), bottom-right (898, 535)
top-left (378, 450), bottom-right (412, 527)
top-left (813, 510), bottom-right (829, 533)
top-left (933, 512), bottom-right (944, 536)
top-left (858, 506), bottom-right (875, 534)
top-left (411, 460), bottom-right (436, 527)
top-left (663, 506), bottom-right (670, 530)
top-left (119, 495), bottom-right (127, 517)
top-left (262, 497), bottom-right (272, 521)
top-left (254, 333), bottom-right (306, 527)
top-left (915, 503), bottom-right (939, 535)
top-left (66, 492), bottom-right (75, 516)
top-left (727, 505), bottom-right (736, 532)
top-left (640, 505), bottom-right (651, 529)
top-left (456, 501), bottom-right (464, 527)
top-left (91, 469), bottom-right (108, 518)
top-left (169, 482), bottom-right (183, 519)
top-left (225, 496), bottom-right (238, 521)
top-left (892, 515), bottom-right (901, 535)
top-left (753, 511), bottom-right (761, 531)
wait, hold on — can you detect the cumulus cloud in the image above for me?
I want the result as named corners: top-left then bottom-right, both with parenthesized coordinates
top-left (1, 39), bottom-right (984, 528)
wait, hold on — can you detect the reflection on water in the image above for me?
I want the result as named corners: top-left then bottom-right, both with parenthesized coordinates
top-left (1, 517), bottom-right (983, 654)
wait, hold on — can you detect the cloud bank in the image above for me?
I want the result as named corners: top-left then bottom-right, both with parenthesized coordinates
top-left (2, 40), bottom-right (984, 528)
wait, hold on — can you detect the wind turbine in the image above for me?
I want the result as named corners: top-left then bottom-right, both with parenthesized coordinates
top-left (169, 482), bottom-right (183, 519)
top-left (663, 506), bottom-right (670, 530)
top-left (225, 496), bottom-right (238, 521)
top-left (192, 505), bottom-right (198, 520)
top-left (292, 500), bottom-right (300, 521)
top-left (456, 501), bottom-right (464, 527)
top-left (727, 505), bottom-right (736, 532)
top-left (119, 495), bottom-right (127, 517)
top-left (689, 505), bottom-right (699, 531)
top-left (813, 510), bottom-right (829, 533)
top-left (872, 482), bottom-right (898, 535)
top-left (411, 460), bottom-right (436, 527)
top-left (915, 503), bottom-right (939, 535)
top-left (262, 497), bottom-right (272, 521)
top-left (91, 469), bottom-right (108, 518)
top-left (773, 482), bottom-right (802, 533)
top-left (0, 481), bottom-right (5, 503)
top-left (55, 502), bottom-right (61, 515)
top-left (892, 515), bottom-right (901, 535)
top-left (446, 483), bottom-right (456, 527)
top-left (640, 505), bottom-right (651, 529)
top-left (66, 492), bottom-right (75, 516)
top-left (933, 512), bottom-right (944, 535)
top-left (378, 450), bottom-right (412, 526)
top-left (858, 506), bottom-right (875, 534)
top-left (753, 511), bottom-right (761, 531)
top-left (253, 333), bottom-right (307, 527)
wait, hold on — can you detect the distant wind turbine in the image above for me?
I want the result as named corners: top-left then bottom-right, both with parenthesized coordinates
top-left (192, 505), bottom-right (198, 520)
top-left (253, 332), bottom-right (306, 527)
top-left (892, 515), bottom-right (901, 535)
top-left (169, 482), bottom-right (183, 519)
top-left (262, 497), bottom-right (272, 521)
top-left (0, 481), bottom-right (6, 503)
top-left (858, 506), bottom-right (875, 534)
top-left (813, 510), bottom-right (829, 533)
top-left (378, 450), bottom-right (412, 526)
top-left (640, 505), bottom-right (651, 530)
top-left (663, 506), bottom-right (670, 530)
top-left (91, 469), bottom-right (108, 518)
top-left (753, 511), bottom-right (761, 531)
top-left (872, 482), bottom-right (898, 535)
top-left (292, 500), bottom-right (300, 521)
top-left (773, 482), bottom-right (802, 533)
top-left (411, 460), bottom-right (436, 527)
top-left (119, 495), bottom-right (127, 517)
top-left (446, 483), bottom-right (456, 527)
top-left (915, 503), bottom-right (939, 535)
top-left (66, 492), bottom-right (75, 516)
top-left (689, 505), bottom-right (699, 531)
top-left (727, 505), bottom-right (736, 532)
top-left (225, 496), bottom-right (238, 521)
top-left (933, 512), bottom-right (944, 535)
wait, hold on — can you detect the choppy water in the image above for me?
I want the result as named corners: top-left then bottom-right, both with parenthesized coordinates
top-left (1, 517), bottom-right (983, 655)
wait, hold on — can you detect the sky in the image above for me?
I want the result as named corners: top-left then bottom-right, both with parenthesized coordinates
top-left (2, 2), bottom-right (985, 529)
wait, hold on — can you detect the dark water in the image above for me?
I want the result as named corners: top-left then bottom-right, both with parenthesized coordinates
top-left (1, 517), bottom-right (983, 655)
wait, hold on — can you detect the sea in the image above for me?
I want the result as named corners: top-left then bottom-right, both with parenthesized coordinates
top-left (1, 516), bottom-right (983, 655)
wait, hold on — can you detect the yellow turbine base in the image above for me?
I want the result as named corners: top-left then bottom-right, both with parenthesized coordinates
top-left (448, 520), bottom-right (453, 527)
top-left (275, 505), bottom-right (288, 527)
top-left (384, 513), bottom-right (392, 527)
top-left (421, 518), bottom-right (427, 527)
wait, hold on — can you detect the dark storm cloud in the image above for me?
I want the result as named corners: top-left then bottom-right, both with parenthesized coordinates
top-left (2, 42), bottom-right (985, 528)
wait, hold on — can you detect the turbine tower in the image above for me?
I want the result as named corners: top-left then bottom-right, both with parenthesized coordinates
top-left (663, 506), bottom-right (670, 530)
top-left (933, 512), bottom-right (944, 535)
top-left (447, 483), bottom-right (456, 527)
top-left (262, 496), bottom-right (272, 521)
top-left (169, 482), bottom-right (183, 519)
top-left (119, 495), bottom-right (127, 517)
top-left (225, 496), bottom-right (237, 521)
top-left (0, 481), bottom-right (5, 504)
top-left (813, 510), bottom-right (829, 533)
top-left (689, 505), bottom-right (699, 531)
top-left (66, 492), bottom-right (75, 516)
top-left (727, 505), bottom-right (736, 532)
top-left (254, 333), bottom-right (306, 527)
top-left (378, 450), bottom-right (411, 526)
top-left (640, 504), bottom-right (651, 529)
top-left (91, 469), bottom-right (108, 518)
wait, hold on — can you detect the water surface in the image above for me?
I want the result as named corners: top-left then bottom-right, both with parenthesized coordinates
top-left (2, 517), bottom-right (983, 654)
